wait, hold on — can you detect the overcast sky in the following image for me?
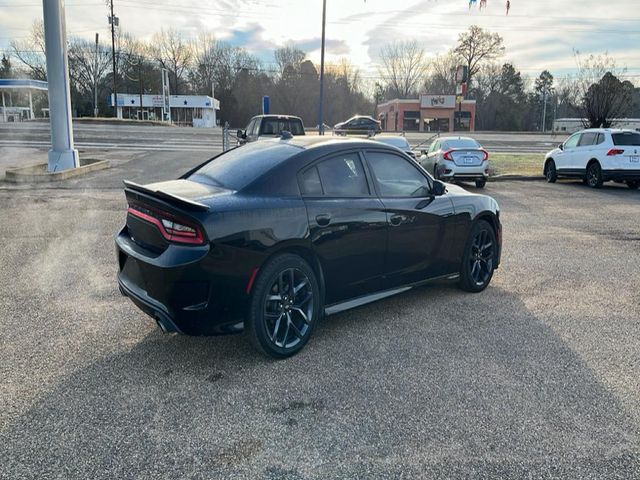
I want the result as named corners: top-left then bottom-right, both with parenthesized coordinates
top-left (1, 0), bottom-right (639, 83)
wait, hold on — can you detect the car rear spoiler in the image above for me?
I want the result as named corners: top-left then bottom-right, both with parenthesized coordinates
top-left (123, 180), bottom-right (209, 212)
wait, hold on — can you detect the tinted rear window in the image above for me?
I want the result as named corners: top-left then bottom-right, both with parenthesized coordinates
top-left (261, 118), bottom-right (305, 136)
top-left (612, 132), bottom-right (640, 146)
top-left (444, 138), bottom-right (480, 149)
top-left (188, 141), bottom-right (301, 190)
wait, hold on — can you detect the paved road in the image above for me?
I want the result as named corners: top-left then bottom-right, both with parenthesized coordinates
top-left (0, 122), bottom-right (560, 159)
top-left (0, 152), bottom-right (638, 478)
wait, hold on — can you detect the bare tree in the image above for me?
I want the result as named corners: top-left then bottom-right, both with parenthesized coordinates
top-left (423, 51), bottom-right (460, 94)
top-left (378, 40), bottom-right (428, 99)
top-left (68, 37), bottom-right (112, 115)
top-left (274, 44), bottom-right (305, 78)
top-left (453, 25), bottom-right (505, 92)
top-left (151, 28), bottom-right (193, 95)
top-left (9, 20), bottom-right (46, 80)
top-left (573, 51), bottom-right (631, 127)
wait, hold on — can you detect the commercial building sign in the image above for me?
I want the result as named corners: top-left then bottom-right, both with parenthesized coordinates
top-left (420, 95), bottom-right (456, 109)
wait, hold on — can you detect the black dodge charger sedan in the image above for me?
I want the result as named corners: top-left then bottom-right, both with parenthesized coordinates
top-left (116, 136), bottom-right (501, 358)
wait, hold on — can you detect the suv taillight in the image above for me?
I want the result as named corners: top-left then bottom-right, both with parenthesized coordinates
top-left (443, 149), bottom-right (454, 161)
top-left (480, 149), bottom-right (489, 161)
top-left (607, 148), bottom-right (625, 156)
top-left (127, 205), bottom-right (205, 245)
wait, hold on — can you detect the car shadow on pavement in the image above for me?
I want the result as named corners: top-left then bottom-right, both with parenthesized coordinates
top-left (1, 284), bottom-right (638, 479)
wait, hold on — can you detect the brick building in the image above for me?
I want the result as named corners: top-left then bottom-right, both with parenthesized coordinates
top-left (376, 95), bottom-right (476, 133)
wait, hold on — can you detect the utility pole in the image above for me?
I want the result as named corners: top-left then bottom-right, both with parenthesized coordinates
top-left (109, 0), bottom-right (118, 117)
top-left (541, 88), bottom-right (547, 132)
top-left (317, 0), bottom-right (326, 136)
top-left (138, 56), bottom-right (143, 120)
top-left (94, 32), bottom-right (99, 117)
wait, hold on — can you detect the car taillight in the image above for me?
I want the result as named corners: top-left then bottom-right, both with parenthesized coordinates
top-left (443, 149), bottom-right (454, 161)
top-left (607, 148), bottom-right (625, 156)
top-left (480, 149), bottom-right (489, 161)
top-left (127, 205), bottom-right (205, 245)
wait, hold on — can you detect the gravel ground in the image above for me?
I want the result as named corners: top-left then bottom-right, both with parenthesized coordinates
top-left (0, 154), bottom-right (639, 479)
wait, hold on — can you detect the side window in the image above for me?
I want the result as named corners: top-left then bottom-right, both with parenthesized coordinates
top-left (250, 119), bottom-right (260, 136)
top-left (245, 119), bottom-right (256, 135)
top-left (564, 133), bottom-right (581, 149)
top-left (367, 151), bottom-right (430, 197)
top-left (299, 166), bottom-right (322, 196)
top-left (316, 153), bottom-right (370, 197)
top-left (429, 141), bottom-right (439, 154)
top-left (596, 133), bottom-right (605, 145)
top-left (578, 132), bottom-right (597, 146)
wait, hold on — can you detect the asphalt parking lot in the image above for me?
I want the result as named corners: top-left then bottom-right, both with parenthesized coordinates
top-left (1, 150), bottom-right (639, 479)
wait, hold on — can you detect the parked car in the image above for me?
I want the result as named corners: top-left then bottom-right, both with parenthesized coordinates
top-left (374, 135), bottom-right (416, 158)
top-left (237, 114), bottom-right (305, 144)
top-left (420, 136), bottom-right (490, 188)
top-left (116, 137), bottom-right (501, 358)
top-left (333, 115), bottom-right (382, 136)
top-left (544, 129), bottom-right (640, 189)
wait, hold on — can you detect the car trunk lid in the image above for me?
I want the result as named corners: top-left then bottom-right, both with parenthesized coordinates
top-left (449, 149), bottom-right (484, 166)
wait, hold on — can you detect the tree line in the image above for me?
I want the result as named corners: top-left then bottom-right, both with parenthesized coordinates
top-left (3, 21), bottom-right (639, 130)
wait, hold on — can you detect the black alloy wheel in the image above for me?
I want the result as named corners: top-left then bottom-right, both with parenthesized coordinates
top-left (475, 179), bottom-right (487, 188)
top-left (586, 162), bottom-right (604, 188)
top-left (545, 160), bottom-right (557, 183)
top-left (247, 254), bottom-right (320, 358)
top-left (459, 220), bottom-right (496, 293)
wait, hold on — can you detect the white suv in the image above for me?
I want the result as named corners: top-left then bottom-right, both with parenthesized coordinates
top-left (544, 129), bottom-right (640, 189)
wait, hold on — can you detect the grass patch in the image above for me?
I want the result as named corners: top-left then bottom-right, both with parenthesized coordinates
top-left (489, 153), bottom-right (544, 177)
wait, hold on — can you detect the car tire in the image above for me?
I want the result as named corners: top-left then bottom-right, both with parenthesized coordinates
top-left (475, 179), bottom-right (486, 188)
top-left (627, 180), bottom-right (639, 190)
top-left (586, 162), bottom-right (604, 188)
top-left (545, 160), bottom-right (557, 183)
top-left (459, 220), bottom-right (497, 293)
top-left (246, 254), bottom-right (321, 358)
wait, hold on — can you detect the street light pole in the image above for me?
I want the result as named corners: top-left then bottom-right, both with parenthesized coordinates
top-left (317, 0), bottom-right (326, 136)
top-left (42, 0), bottom-right (79, 171)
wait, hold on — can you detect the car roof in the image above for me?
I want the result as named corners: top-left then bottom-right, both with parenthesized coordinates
top-left (252, 114), bottom-right (302, 120)
top-left (259, 135), bottom-right (398, 152)
top-left (578, 128), bottom-right (636, 133)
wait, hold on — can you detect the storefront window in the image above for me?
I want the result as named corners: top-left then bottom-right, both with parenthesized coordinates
top-left (403, 111), bottom-right (420, 131)
top-left (423, 118), bottom-right (450, 133)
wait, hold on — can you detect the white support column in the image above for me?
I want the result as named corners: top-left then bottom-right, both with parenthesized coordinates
top-left (1, 91), bottom-right (6, 123)
top-left (43, 0), bottom-right (79, 171)
top-left (28, 90), bottom-right (34, 119)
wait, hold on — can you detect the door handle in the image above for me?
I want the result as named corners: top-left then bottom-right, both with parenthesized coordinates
top-left (316, 214), bottom-right (331, 226)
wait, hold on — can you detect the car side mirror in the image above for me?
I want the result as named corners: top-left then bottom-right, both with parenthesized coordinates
top-left (237, 129), bottom-right (245, 139)
top-left (558, 143), bottom-right (564, 150)
top-left (432, 180), bottom-right (446, 196)
top-left (421, 150), bottom-right (427, 156)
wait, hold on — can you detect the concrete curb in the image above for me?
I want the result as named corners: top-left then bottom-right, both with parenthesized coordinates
top-left (5, 160), bottom-right (110, 183)
top-left (489, 175), bottom-right (545, 182)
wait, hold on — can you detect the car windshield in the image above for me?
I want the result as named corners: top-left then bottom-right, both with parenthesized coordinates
top-left (612, 132), bottom-right (640, 146)
top-left (189, 141), bottom-right (300, 190)
top-left (444, 138), bottom-right (480, 149)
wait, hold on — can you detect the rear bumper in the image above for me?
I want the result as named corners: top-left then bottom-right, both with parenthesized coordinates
top-left (437, 163), bottom-right (488, 181)
top-left (602, 169), bottom-right (640, 181)
top-left (116, 228), bottom-right (246, 336)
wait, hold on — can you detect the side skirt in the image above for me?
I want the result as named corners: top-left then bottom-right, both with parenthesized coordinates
top-left (324, 273), bottom-right (460, 316)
